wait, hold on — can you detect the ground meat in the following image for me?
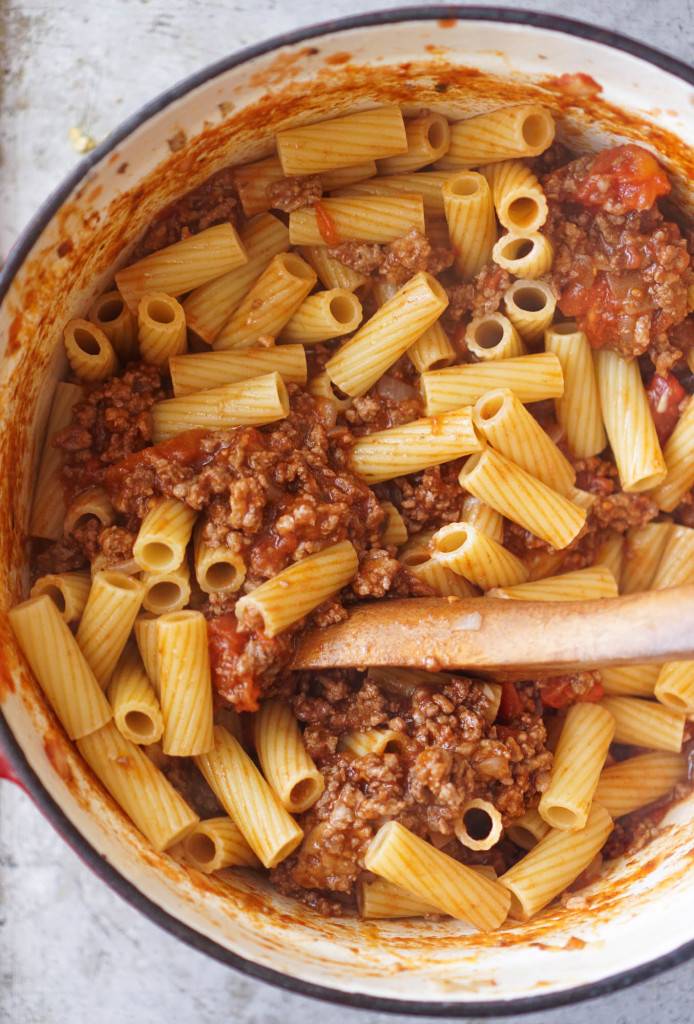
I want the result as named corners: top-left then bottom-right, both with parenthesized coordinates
top-left (382, 461), bottom-right (466, 534)
top-left (328, 240), bottom-right (383, 275)
top-left (328, 227), bottom-right (454, 285)
top-left (34, 536), bottom-right (88, 576)
top-left (266, 174), bottom-right (322, 212)
top-left (589, 491), bottom-right (658, 533)
top-left (55, 363), bottom-right (165, 503)
top-left (443, 263), bottom-right (512, 332)
top-left (132, 167), bottom-right (239, 257)
top-left (380, 227), bottom-right (454, 285)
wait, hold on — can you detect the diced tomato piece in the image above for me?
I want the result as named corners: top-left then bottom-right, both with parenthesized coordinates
top-left (540, 675), bottom-right (605, 709)
top-left (575, 144), bottom-right (670, 212)
top-left (313, 200), bottom-right (341, 246)
top-left (497, 680), bottom-right (524, 724)
top-left (646, 373), bottom-right (686, 446)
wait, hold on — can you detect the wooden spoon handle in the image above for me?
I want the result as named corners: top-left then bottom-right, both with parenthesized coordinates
top-left (292, 587), bottom-right (694, 677)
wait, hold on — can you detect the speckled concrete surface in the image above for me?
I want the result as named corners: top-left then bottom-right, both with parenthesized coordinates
top-left (2, 1), bottom-right (694, 1021)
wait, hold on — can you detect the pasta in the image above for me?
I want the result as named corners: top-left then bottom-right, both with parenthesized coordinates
top-left (288, 194), bottom-right (426, 246)
top-left (276, 105), bottom-right (407, 175)
top-left (151, 372), bottom-right (290, 442)
top-left (465, 313), bottom-right (525, 361)
top-left (442, 171), bottom-right (496, 279)
top-left (349, 407), bottom-right (481, 483)
top-left (325, 271), bottom-right (448, 397)
top-left (169, 345), bottom-right (307, 397)
top-left (594, 349), bottom-right (667, 492)
top-left (235, 541), bottom-right (359, 637)
top-left (182, 213), bottom-right (290, 343)
top-left (458, 447), bottom-right (586, 550)
top-left (115, 223), bottom-right (248, 312)
top-left (136, 292), bottom-right (187, 365)
top-left (88, 290), bottom-right (139, 361)
top-left (64, 319), bottom-right (119, 383)
top-left (421, 352), bottom-right (564, 414)
top-left (213, 252), bottom-right (317, 350)
top-left (435, 104), bottom-right (555, 169)
top-left (30, 382), bottom-right (84, 540)
top-left (195, 726), bottom-right (303, 869)
top-left (481, 159), bottom-right (548, 233)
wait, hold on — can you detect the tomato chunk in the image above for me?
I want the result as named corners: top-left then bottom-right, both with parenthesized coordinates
top-left (313, 200), bottom-right (341, 246)
top-left (497, 680), bottom-right (525, 724)
top-left (575, 144), bottom-right (670, 212)
top-left (540, 675), bottom-right (604, 709)
top-left (646, 373), bottom-right (686, 446)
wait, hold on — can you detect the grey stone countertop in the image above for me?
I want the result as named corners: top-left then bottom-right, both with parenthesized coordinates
top-left (2, 1), bottom-right (694, 1021)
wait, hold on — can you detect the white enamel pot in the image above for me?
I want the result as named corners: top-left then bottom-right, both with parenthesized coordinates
top-left (2, 8), bottom-right (694, 1015)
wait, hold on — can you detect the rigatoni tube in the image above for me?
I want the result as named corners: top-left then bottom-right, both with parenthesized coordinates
top-left (253, 699), bottom-right (325, 813)
top-left (213, 252), bottom-right (317, 351)
top-left (116, 223), bottom-right (248, 312)
top-left (30, 571), bottom-right (91, 624)
top-left (170, 345), bottom-right (307, 397)
top-left (594, 348), bottom-right (666, 493)
top-left (364, 820), bottom-right (510, 931)
top-left (459, 447), bottom-right (586, 550)
top-left (288, 195), bottom-right (425, 246)
top-left (64, 319), bottom-right (119, 383)
top-left (156, 610), bottom-right (214, 757)
top-left (473, 387), bottom-right (575, 495)
top-left (279, 288), bottom-right (363, 344)
top-left (107, 643), bottom-right (163, 746)
top-left (137, 292), bottom-right (187, 365)
top-left (435, 104), bottom-right (555, 170)
top-left (349, 407), bottom-right (481, 484)
top-left (183, 817), bottom-right (261, 872)
top-left (9, 595), bottom-right (112, 740)
top-left (487, 565), bottom-right (618, 602)
top-left (276, 105), bottom-right (407, 175)
top-left (431, 522), bottom-right (528, 590)
top-left (594, 752), bottom-right (687, 818)
top-left (465, 314), bottom-right (525, 362)
top-left (326, 271), bottom-right (448, 398)
top-left (422, 352), bottom-right (564, 415)
top-left (235, 540), bottom-right (358, 637)
top-left (30, 381), bottom-right (84, 541)
top-left (442, 171), bottom-right (496, 279)
top-left (599, 695), bottom-right (685, 753)
top-left (538, 703), bottom-right (615, 831)
top-left (195, 726), bottom-right (303, 869)
top-left (545, 322), bottom-right (605, 458)
top-left (133, 497), bottom-right (197, 574)
top-left (75, 572), bottom-right (145, 690)
top-left (182, 213), bottom-right (290, 343)
top-left (77, 721), bottom-right (198, 851)
top-left (151, 372), bottom-right (290, 443)
top-left (500, 803), bottom-right (612, 920)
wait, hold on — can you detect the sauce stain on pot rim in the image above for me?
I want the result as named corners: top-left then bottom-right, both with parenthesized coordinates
top-left (3, 15), bottom-right (694, 1012)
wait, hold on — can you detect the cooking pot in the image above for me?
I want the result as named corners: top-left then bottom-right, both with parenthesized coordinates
top-left (2, 8), bottom-right (694, 1015)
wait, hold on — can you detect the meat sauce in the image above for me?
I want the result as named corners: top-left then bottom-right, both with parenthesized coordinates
top-left (33, 125), bottom-right (694, 920)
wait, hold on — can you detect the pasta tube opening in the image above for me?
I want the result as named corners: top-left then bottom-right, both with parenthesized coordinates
top-left (454, 799), bottom-right (503, 851)
top-left (123, 709), bottom-right (160, 742)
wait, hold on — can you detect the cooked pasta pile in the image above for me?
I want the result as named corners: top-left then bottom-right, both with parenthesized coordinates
top-left (12, 101), bottom-right (694, 928)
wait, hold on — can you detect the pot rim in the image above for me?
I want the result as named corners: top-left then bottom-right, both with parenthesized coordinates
top-left (2, 6), bottom-right (694, 1014)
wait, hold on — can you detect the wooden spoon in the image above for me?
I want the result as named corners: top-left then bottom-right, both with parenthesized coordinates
top-left (292, 586), bottom-right (694, 679)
